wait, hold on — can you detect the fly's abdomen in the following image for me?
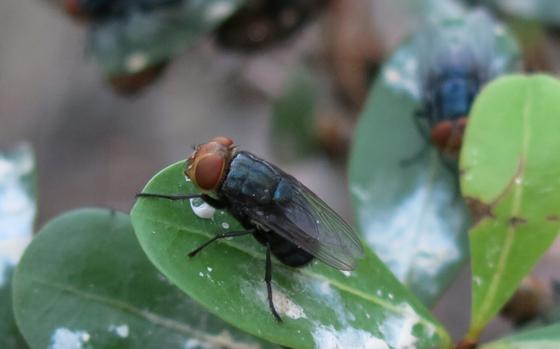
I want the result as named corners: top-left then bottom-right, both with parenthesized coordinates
top-left (254, 230), bottom-right (314, 268)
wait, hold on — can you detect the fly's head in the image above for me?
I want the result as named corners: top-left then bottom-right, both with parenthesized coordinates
top-left (430, 117), bottom-right (468, 157)
top-left (186, 137), bottom-right (236, 193)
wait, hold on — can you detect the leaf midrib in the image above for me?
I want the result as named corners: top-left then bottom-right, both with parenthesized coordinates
top-left (135, 213), bottom-right (449, 344)
top-left (473, 79), bottom-right (533, 329)
top-left (22, 274), bottom-right (261, 349)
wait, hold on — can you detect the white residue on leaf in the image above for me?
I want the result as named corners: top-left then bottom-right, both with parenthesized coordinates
top-left (499, 0), bottom-right (539, 17)
top-left (109, 324), bottom-right (129, 338)
top-left (49, 328), bottom-right (90, 349)
top-left (494, 24), bottom-right (505, 36)
top-left (221, 222), bottom-right (230, 229)
top-left (341, 271), bottom-right (352, 277)
top-left (381, 304), bottom-right (434, 349)
top-left (473, 276), bottom-right (482, 286)
top-left (307, 278), bottom-right (351, 323)
top-left (207, 267), bottom-right (213, 272)
top-left (250, 282), bottom-right (306, 320)
top-left (271, 288), bottom-right (306, 319)
top-left (184, 330), bottom-right (261, 349)
top-left (190, 198), bottom-right (215, 219)
top-left (206, 1), bottom-right (235, 21)
top-left (312, 326), bottom-right (389, 349)
top-left (384, 68), bottom-right (401, 85)
top-left (126, 52), bottom-right (148, 73)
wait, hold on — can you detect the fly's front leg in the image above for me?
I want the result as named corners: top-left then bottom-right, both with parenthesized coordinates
top-left (401, 109), bottom-right (432, 167)
top-left (136, 192), bottom-right (227, 209)
top-left (265, 242), bottom-right (282, 322)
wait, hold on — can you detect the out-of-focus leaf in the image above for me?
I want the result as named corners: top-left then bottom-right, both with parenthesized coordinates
top-left (461, 75), bottom-right (560, 339)
top-left (349, 9), bottom-right (520, 307)
top-left (481, 323), bottom-right (560, 349)
top-left (270, 66), bottom-right (319, 161)
top-left (131, 161), bottom-right (452, 349)
top-left (476, 0), bottom-right (560, 27)
top-left (0, 144), bottom-right (36, 349)
top-left (13, 209), bottom-right (277, 349)
top-left (90, 0), bottom-right (246, 76)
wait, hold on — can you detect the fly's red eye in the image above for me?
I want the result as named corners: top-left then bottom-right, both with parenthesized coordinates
top-left (64, 0), bottom-right (83, 17)
top-left (212, 137), bottom-right (234, 147)
top-left (431, 121), bottom-right (454, 152)
top-left (431, 118), bottom-right (468, 156)
top-left (195, 154), bottom-right (226, 191)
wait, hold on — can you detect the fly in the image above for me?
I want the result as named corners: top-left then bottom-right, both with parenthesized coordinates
top-left (137, 136), bottom-right (364, 321)
top-left (389, 11), bottom-right (520, 166)
top-left (63, 0), bottom-right (179, 20)
top-left (414, 46), bottom-right (481, 159)
top-left (215, 0), bottom-right (327, 52)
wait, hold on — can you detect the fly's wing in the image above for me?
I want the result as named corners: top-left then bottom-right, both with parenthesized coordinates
top-left (246, 176), bottom-right (364, 271)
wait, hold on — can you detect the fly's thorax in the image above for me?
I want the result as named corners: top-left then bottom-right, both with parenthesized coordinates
top-left (220, 151), bottom-right (280, 205)
top-left (428, 63), bottom-right (480, 124)
top-left (185, 137), bottom-right (236, 194)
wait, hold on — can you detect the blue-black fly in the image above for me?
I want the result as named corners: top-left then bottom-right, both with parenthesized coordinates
top-left (137, 137), bottom-right (363, 321)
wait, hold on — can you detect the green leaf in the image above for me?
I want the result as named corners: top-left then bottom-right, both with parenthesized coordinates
top-left (13, 209), bottom-right (276, 349)
top-left (131, 161), bottom-right (452, 349)
top-left (0, 144), bottom-right (36, 349)
top-left (270, 66), bottom-right (319, 161)
top-left (480, 323), bottom-right (560, 349)
top-left (461, 75), bottom-right (560, 338)
top-left (349, 10), bottom-right (519, 307)
top-left (90, 0), bottom-right (246, 76)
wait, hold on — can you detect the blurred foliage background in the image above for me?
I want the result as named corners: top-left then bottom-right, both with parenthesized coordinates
top-left (1, 0), bottom-right (560, 344)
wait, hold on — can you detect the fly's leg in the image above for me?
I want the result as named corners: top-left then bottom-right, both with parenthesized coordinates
top-left (265, 242), bottom-right (282, 322)
top-left (401, 109), bottom-right (432, 167)
top-left (136, 192), bottom-right (227, 209)
top-left (188, 231), bottom-right (252, 257)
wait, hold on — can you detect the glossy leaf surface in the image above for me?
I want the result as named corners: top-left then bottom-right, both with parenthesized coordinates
top-left (349, 9), bottom-right (520, 306)
top-left (461, 75), bottom-right (560, 338)
top-left (481, 323), bottom-right (560, 349)
top-left (90, 0), bottom-right (246, 76)
top-left (131, 161), bottom-right (452, 349)
top-left (13, 209), bottom-right (276, 349)
top-left (0, 144), bottom-right (36, 349)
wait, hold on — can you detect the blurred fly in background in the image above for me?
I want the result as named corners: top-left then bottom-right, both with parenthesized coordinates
top-left (385, 10), bottom-right (521, 165)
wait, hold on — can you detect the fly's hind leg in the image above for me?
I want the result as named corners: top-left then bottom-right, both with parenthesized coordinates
top-left (265, 242), bottom-right (282, 322)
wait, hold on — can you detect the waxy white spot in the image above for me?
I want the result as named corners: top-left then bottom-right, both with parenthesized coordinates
top-left (313, 326), bottom-right (389, 349)
top-left (206, 1), bottom-right (234, 21)
top-left (125, 53), bottom-right (148, 73)
top-left (190, 198), bottom-right (215, 219)
top-left (272, 289), bottom-right (306, 319)
top-left (49, 328), bottom-right (90, 349)
top-left (109, 324), bottom-right (129, 338)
